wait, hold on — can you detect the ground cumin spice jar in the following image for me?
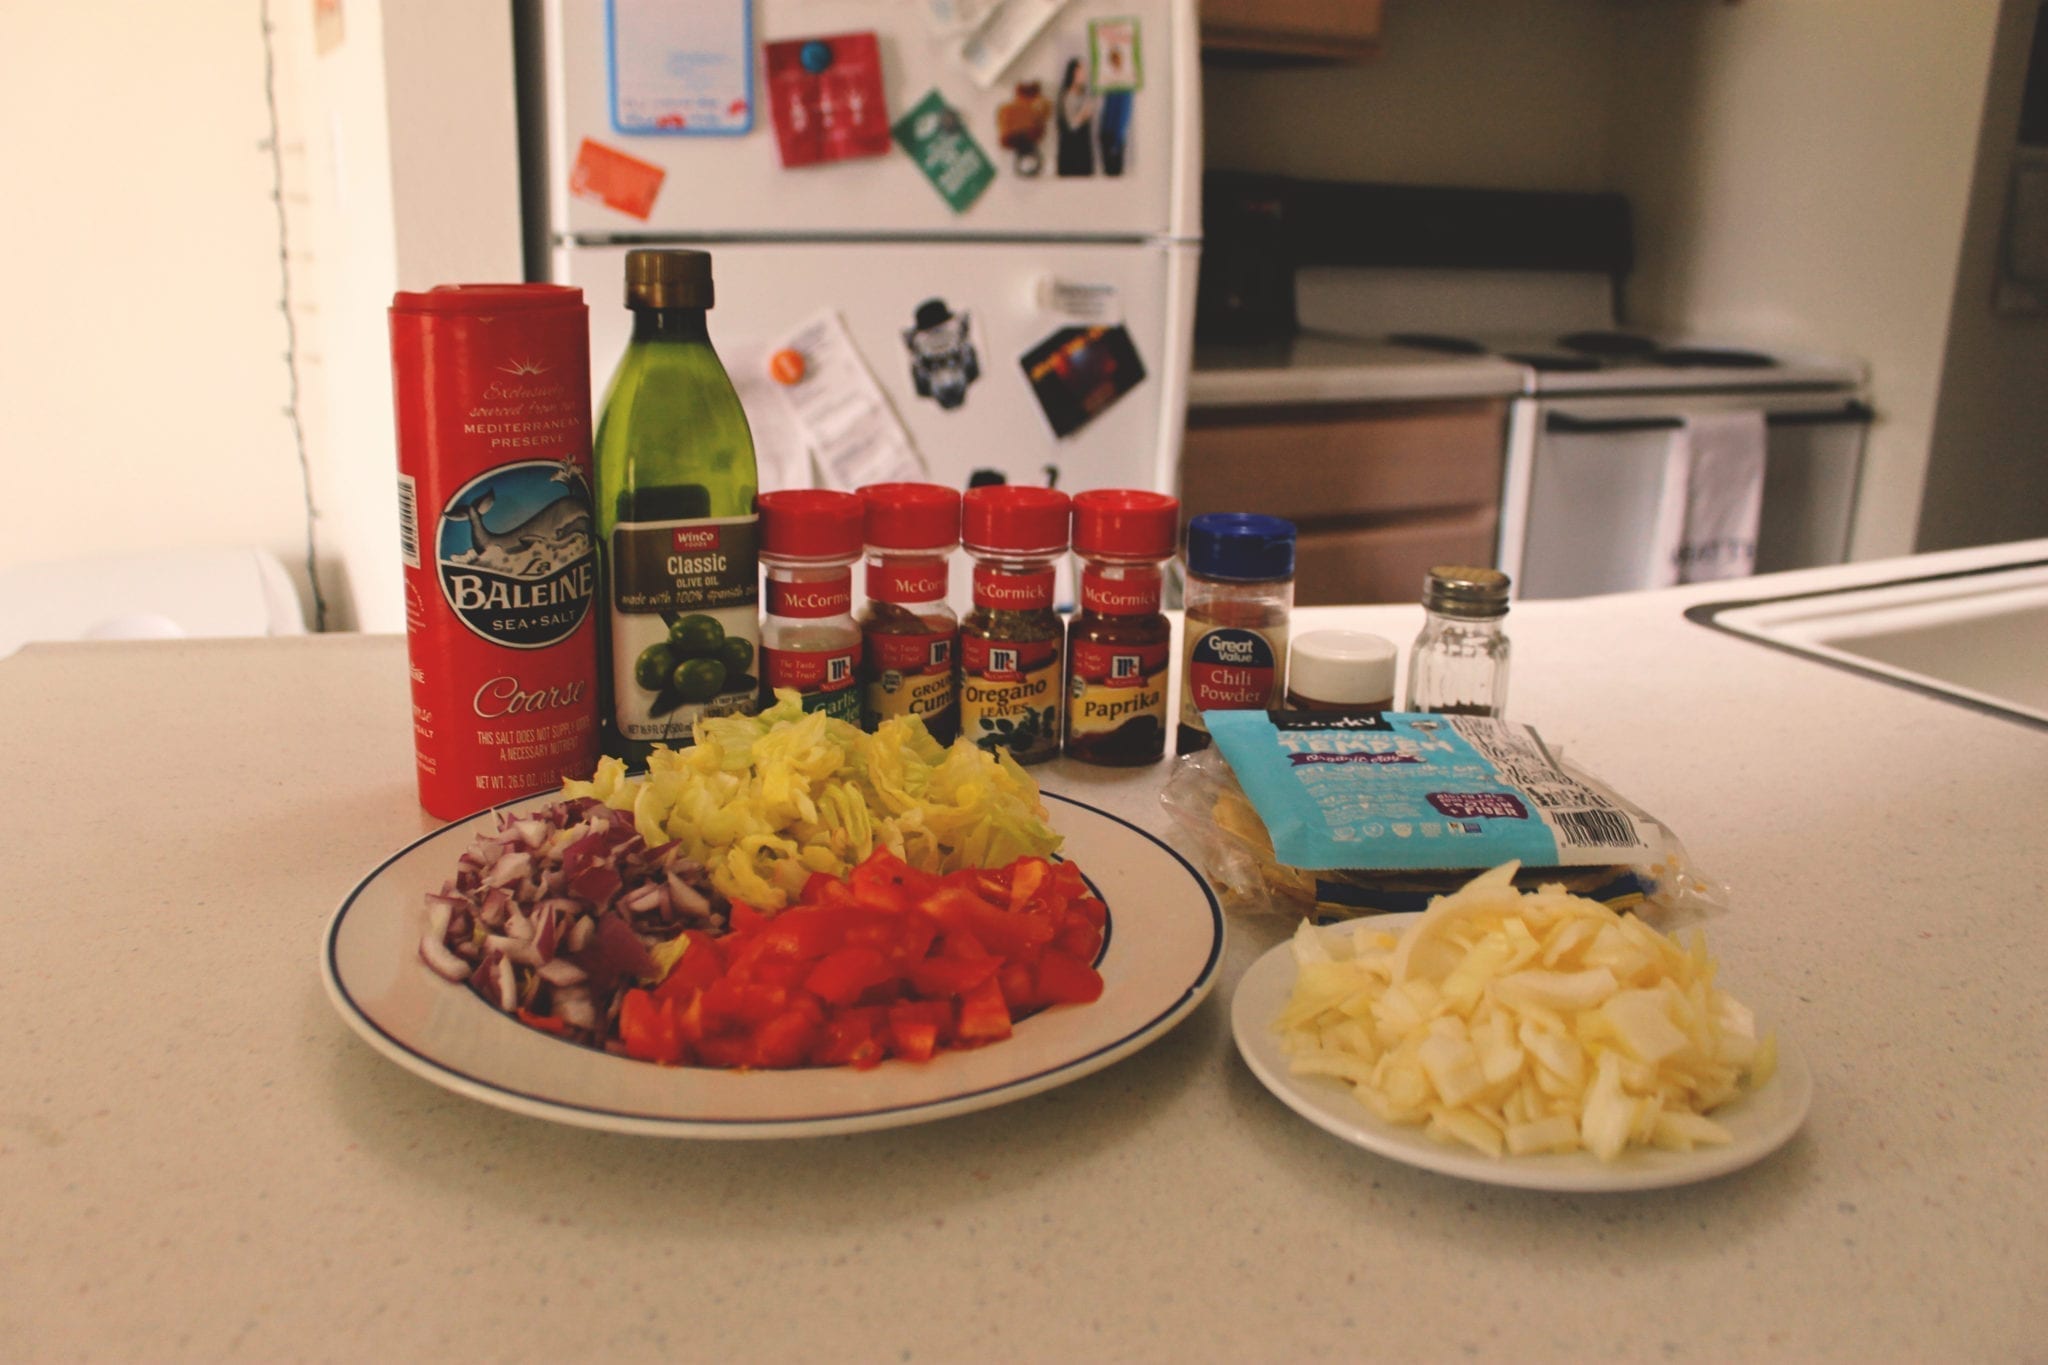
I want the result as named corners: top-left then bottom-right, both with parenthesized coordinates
top-left (856, 482), bottom-right (961, 743)
top-left (959, 484), bottom-right (1071, 764)
top-left (1064, 489), bottom-right (1178, 766)
top-left (1176, 512), bottom-right (1296, 755)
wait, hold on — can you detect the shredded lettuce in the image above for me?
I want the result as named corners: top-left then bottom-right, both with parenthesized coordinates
top-left (561, 691), bottom-right (1062, 911)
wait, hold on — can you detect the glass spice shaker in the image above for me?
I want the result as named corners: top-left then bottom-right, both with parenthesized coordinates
top-left (1285, 630), bottom-right (1397, 714)
top-left (1403, 565), bottom-right (1512, 717)
top-left (1065, 489), bottom-right (1179, 766)
top-left (959, 484), bottom-right (1070, 764)
top-left (1176, 512), bottom-right (1297, 755)
top-left (757, 489), bottom-right (864, 724)
top-left (855, 482), bottom-right (962, 743)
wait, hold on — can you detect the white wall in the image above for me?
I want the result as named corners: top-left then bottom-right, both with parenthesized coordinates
top-left (0, 2), bottom-right (315, 622)
top-left (0, 1), bottom-right (522, 637)
top-left (1202, 0), bottom-right (2014, 563)
top-left (1610, 0), bottom-right (2005, 561)
top-left (1204, 0), bottom-right (1622, 190)
top-left (1920, 0), bottom-right (2048, 552)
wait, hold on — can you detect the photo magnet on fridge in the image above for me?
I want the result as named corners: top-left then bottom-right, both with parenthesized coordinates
top-left (1019, 325), bottom-right (1147, 439)
top-left (1054, 58), bottom-right (1096, 177)
top-left (903, 299), bottom-right (981, 410)
top-left (764, 32), bottom-right (892, 168)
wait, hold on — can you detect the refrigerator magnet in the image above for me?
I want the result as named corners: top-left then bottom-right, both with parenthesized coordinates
top-left (568, 138), bottom-right (666, 220)
top-left (1089, 18), bottom-right (1143, 94)
top-left (1054, 58), bottom-right (1096, 177)
top-left (765, 32), bottom-right (892, 169)
top-left (995, 79), bottom-right (1053, 176)
top-left (606, 0), bottom-right (753, 135)
top-left (1019, 325), bottom-right (1147, 439)
top-left (903, 299), bottom-right (981, 411)
top-left (768, 312), bottom-right (928, 490)
top-left (891, 90), bottom-right (996, 214)
top-left (957, 0), bottom-right (1070, 90)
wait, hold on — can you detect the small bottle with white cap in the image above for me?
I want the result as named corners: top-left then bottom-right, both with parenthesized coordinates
top-left (1284, 630), bottom-right (1398, 714)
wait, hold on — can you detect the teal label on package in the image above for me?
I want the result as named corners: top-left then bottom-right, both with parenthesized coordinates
top-left (892, 89), bottom-right (995, 214)
top-left (1205, 710), bottom-right (1649, 871)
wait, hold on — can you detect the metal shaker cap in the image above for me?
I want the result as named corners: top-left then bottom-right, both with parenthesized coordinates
top-left (1422, 565), bottom-right (1511, 618)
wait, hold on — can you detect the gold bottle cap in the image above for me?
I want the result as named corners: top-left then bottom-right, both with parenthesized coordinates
top-left (1422, 565), bottom-right (1511, 618)
top-left (624, 249), bottom-right (715, 309)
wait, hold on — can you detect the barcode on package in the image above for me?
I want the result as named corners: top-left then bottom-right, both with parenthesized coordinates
top-left (397, 474), bottom-right (421, 568)
top-left (1550, 807), bottom-right (1642, 849)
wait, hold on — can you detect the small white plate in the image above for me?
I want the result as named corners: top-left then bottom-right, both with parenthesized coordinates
top-left (1232, 915), bottom-right (1812, 1191)
top-left (323, 791), bottom-right (1223, 1138)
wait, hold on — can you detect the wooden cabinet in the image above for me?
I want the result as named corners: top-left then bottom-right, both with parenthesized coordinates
top-left (1200, 0), bottom-right (1382, 61)
top-left (1179, 397), bottom-right (1506, 606)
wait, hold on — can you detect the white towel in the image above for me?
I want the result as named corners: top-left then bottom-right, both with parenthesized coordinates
top-left (1668, 409), bottom-right (1767, 584)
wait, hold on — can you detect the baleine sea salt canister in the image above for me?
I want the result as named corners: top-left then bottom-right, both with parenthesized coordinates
top-left (389, 284), bottom-right (601, 820)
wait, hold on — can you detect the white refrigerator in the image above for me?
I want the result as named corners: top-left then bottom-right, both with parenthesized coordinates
top-left (531, 0), bottom-right (1202, 502)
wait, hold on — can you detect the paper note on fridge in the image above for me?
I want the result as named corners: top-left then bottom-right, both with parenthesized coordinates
top-left (606, 0), bottom-right (753, 135)
top-left (768, 312), bottom-right (927, 490)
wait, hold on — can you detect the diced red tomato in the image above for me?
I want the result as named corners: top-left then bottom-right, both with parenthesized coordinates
top-left (578, 848), bottom-right (1107, 1071)
top-left (618, 989), bottom-right (684, 1065)
top-left (956, 977), bottom-right (1014, 1043)
top-left (804, 946), bottom-right (894, 1006)
top-left (907, 955), bottom-right (1000, 998)
top-left (1034, 951), bottom-right (1105, 1005)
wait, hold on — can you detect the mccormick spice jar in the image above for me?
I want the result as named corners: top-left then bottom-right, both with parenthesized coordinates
top-left (389, 284), bottom-right (601, 820)
top-left (856, 482), bottom-right (961, 743)
top-left (959, 485), bottom-right (1070, 764)
top-left (1064, 489), bottom-right (1178, 766)
top-left (758, 490), bottom-right (864, 723)
top-left (1176, 512), bottom-right (1296, 755)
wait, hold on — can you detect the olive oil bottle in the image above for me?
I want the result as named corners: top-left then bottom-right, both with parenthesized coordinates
top-left (594, 249), bottom-right (760, 764)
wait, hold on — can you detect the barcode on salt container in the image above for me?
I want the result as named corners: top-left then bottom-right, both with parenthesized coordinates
top-left (1552, 808), bottom-right (1641, 850)
top-left (397, 474), bottom-right (421, 568)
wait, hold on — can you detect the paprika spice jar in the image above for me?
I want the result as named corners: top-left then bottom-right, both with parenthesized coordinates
top-left (959, 484), bottom-right (1071, 764)
top-left (1064, 489), bottom-right (1179, 766)
top-left (1176, 512), bottom-right (1296, 755)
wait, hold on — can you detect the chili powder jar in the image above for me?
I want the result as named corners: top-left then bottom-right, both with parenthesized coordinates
top-left (1176, 512), bottom-right (1296, 755)
top-left (959, 484), bottom-right (1071, 764)
top-left (1064, 489), bottom-right (1178, 766)
top-left (758, 489), bottom-right (864, 723)
top-left (856, 482), bottom-right (961, 743)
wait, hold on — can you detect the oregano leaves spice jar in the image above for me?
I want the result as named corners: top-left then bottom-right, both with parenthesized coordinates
top-left (959, 484), bottom-right (1070, 764)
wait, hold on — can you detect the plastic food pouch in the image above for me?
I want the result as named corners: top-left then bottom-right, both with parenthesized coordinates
top-left (1164, 710), bottom-right (1722, 925)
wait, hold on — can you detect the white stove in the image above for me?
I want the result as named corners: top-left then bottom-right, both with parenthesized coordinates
top-left (1289, 256), bottom-right (1873, 599)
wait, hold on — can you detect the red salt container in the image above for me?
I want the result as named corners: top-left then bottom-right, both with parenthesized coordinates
top-left (389, 284), bottom-right (601, 820)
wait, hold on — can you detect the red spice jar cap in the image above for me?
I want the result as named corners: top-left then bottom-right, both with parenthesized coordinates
top-left (1072, 488), bottom-right (1180, 560)
top-left (962, 485), bottom-right (1072, 556)
top-left (858, 482), bottom-right (961, 552)
top-left (758, 489), bottom-right (864, 560)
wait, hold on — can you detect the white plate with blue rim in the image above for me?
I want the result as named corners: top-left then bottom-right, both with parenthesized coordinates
top-left (323, 790), bottom-right (1224, 1137)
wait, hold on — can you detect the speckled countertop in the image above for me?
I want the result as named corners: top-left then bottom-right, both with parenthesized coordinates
top-left (1191, 332), bottom-right (1526, 407)
top-left (4, 542), bottom-right (2044, 1361)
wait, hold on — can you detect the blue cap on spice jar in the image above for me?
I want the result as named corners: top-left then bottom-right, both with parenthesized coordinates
top-left (1185, 513), bottom-right (1296, 582)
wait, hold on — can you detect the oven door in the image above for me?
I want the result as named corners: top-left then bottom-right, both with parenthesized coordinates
top-left (1498, 389), bottom-right (1873, 599)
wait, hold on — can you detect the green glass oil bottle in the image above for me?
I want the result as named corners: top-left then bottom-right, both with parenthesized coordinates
top-left (594, 249), bottom-right (761, 764)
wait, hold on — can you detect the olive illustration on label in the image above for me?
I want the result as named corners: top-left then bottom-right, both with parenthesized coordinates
top-left (645, 612), bottom-right (756, 716)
